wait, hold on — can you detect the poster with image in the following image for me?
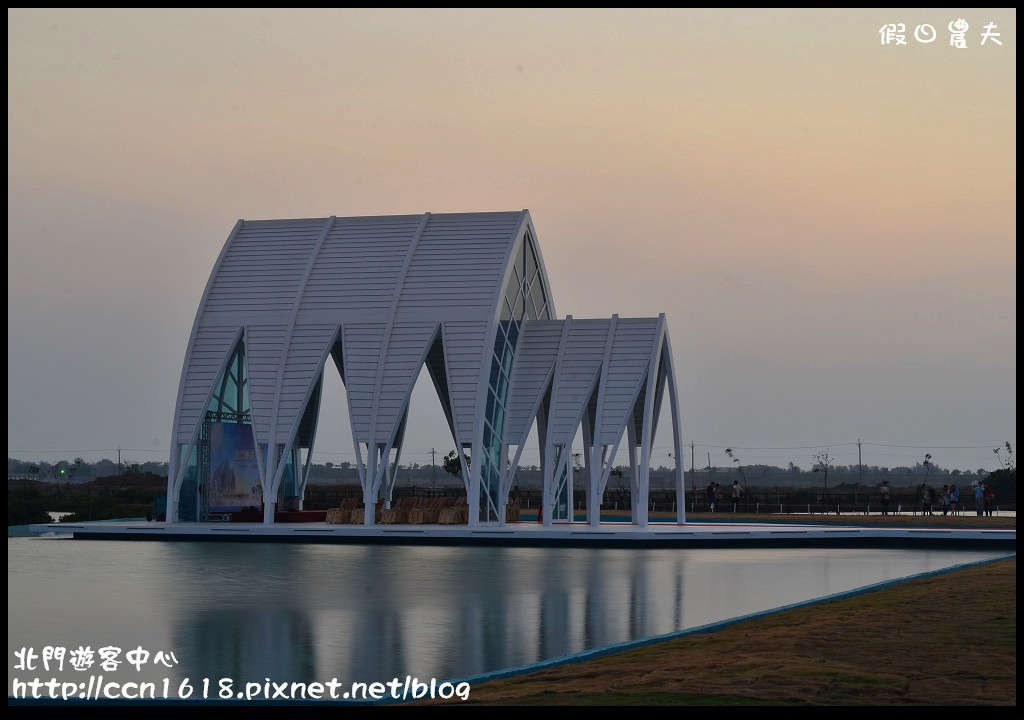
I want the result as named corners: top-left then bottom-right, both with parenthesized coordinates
top-left (208, 422), bottom-right (262, 511)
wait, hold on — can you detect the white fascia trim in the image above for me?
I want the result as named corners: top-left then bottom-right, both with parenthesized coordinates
top-left (635, 315), bottom-right (668, 526)
top-left (437, 323), bottom-right (471, 494)
top-left (523, 212), bottom-right (558, 320)
top-left (541, 317), bottom-right (574, 523)
top-left (659, 333), bottom-right (687, 523)
top-left (468, 209), bottom-right (529, 515)
top-left (368, 322), bottom-right (442, 495)
top-left (640, 317), bottom-right (667, 442)
top-left (430, 322), bottom-right (462, 451)
top-left (270, 323), bottom-right (342, 490)
top-left (338, 325), bottom-right (367, 489)
top-left (267, 216), bottom-right (336, 445)
top-left (169, 324), bottom-right (246, 496)
top-left (501, 362), bottom-right (556, 500)
top-left (168, 219), bottom-right (243, 483)
top-left (589, 315), bottom-right (618, 489)
top-left (368, 212), bottom-right (430, 444)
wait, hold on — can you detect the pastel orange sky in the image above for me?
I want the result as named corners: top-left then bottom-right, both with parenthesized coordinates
top-left (7, 9), bottom-right (1016, 471)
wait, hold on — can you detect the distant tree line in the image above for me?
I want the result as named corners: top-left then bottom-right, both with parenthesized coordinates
top-left (7, 458), bottom-right (169, 480)
top-left (7, 471), bottom-right (165, 526)
top-left (7, 456), bottom-right (999, 486)
top-left (8, 443), bottom-right (1015, 526)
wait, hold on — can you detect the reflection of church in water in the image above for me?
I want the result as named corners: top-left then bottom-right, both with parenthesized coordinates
top-left (166, 545), bottom-right (692, 684)
top-left (166, 211), bottom-right (684, 527)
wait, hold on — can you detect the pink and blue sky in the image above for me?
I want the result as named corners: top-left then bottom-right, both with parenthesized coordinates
top-left (8, 9), bottom-right (1016, 471)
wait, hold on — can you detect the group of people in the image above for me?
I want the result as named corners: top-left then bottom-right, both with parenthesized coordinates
top-left (699, 477), bottom-right (998, 517)
top-left (916, 481), bottom-right (996, 517)
top-left (706, 479), bottom-right (744, 512)
top-left (971, 480), bottom-right (997, 517)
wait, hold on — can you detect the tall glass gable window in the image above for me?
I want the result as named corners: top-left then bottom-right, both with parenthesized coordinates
top-left (479, 234), bottom-right (551, 522)
top-left (194, 339), bottom-right (254, 521)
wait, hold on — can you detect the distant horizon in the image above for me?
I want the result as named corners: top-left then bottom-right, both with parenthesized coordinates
top-left (7, 452), bottom-right (1008, 477)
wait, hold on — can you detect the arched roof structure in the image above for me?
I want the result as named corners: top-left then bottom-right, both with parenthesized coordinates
top-left (167, 210), bottom-right (683, 527)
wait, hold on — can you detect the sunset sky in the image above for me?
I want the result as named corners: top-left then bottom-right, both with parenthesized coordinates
top-left (7, 8), bottom-right (1016, 472)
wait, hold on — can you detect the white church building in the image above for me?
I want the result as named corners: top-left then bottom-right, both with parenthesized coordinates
top-left (166, 211), bottom-right (684, 527)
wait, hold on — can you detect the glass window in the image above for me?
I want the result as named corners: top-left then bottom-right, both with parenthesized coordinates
top-left (529, 278), bottom-right (546, 319)
top-left (480, 459), bottom-right (500, 523)
top-left (501, 346), bottom-right (514, 377)
top-left (528, 296), bottom-right (541, 321)
top-left (496, 369), bottom-right (509, 404)
top-left (490, 391), bottom-right (504, 422)
top-left (513, 243), bottom-right (526, 289)
top-left (556, 474), bottom-right (570, 519)
top-left (490, 403), bottom-right (504, 439)
top-left (222, 380), bottom-right (238, 414)
top-left (526, 238), bottom-right (538, 281)
top-left (496, 331), bottom-right (509, 364)
top-left (489, 359), bottom-right (500, 393)
top-left (506, 319), bottom-right (520, 350)
top-left (206, 339), bottom-right (250, 418)
top-left (512, 290), bottom-right (525, 323)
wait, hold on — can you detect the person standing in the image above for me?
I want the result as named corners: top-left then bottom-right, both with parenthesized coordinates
top-left (922, 485), bottom-right (933, 515)
top-left (714, 483), bottom-right (723, 513)
top-left (706, 481), bottom-right (716, 512)
top-left (973, 480), bottom-right (985, 517)
top-left (940, 485), bottom-right (950, 516)
top-left (731, 479), bottom-right (744, 513)
top-left (879, 480), bottom-right (891, 516)
top-left (950, 484), bottom-right (960, 515)
top-left (983, 483), bottom-right (995, 517)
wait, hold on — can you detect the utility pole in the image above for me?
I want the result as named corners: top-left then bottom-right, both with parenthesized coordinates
top-left (431, 448), bottom-right (436, 489)
top-left (690, 441), bottom-right (696, 494)
top-left (858, 439), bottom-right (863, 487)
top-left (118, 447), bottom-right (122, 476)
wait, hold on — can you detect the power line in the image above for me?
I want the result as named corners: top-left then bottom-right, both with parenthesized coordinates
top-left (8, 448), bottom-right (122, 453)
top-left (861, 443), bottom-right (1006, 449)
top-left (7, 447), bottom-right (170, 452)
top-left (684, 443), bottom-right (859, 450)
top-left (10, 437), bottom-right (1013, 470)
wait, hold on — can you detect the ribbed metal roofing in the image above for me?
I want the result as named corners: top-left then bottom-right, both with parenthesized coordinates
top-left (174, 211), bottom-right (539, 450)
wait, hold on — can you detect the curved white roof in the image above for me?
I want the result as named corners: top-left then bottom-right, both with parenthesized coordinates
top-left (505, 316), bottom-right (665, 449)
top-left (173, 211), bottom-right (545, 451)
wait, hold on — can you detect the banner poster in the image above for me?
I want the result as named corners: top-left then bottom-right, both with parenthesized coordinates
top-left (208, 422), bottom-right (262, 511)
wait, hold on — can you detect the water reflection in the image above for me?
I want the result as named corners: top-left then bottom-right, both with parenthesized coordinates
top-left (7, 538), bottom-right (1006, 693)
top-left (177, 608), bottom-right (316, 684)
